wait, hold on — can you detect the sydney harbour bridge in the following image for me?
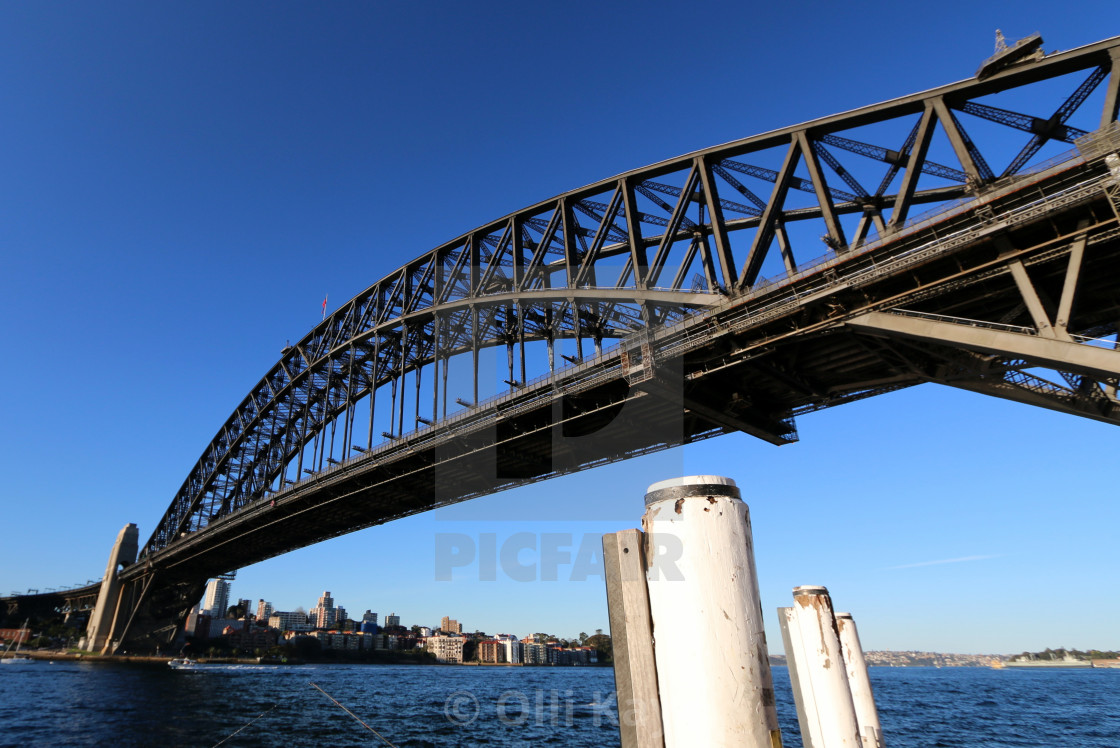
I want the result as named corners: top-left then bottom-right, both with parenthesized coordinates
top-left (6, 34), bottom-right (1120, 653)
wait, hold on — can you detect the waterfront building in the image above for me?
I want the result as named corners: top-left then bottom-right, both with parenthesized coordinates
top-left (496, 634), bottom-right (521, 664)
top-left (425, 634), bottom-right (464, 663)
top-left (522, 641), bottom-right (549, 664)
top-left (225, 627), bottom-right (278, 651)
top-left (547, 646), bottom-right (592, 665)
top-left (268, 611), bottom-right (312, 633)
top-left (256, 600), bottom-right (273, 621)
top-left (206, 617), bottom-right (246, 639)
top-left (308, 631), bottom-right (370, 651)
top-left (189, 613), bottom-right (212, 638)
top-left (202, 579), bottom-right (231, 618)
top-left (184, 605), bottom-right (201, 636)
top-left (478, 639), bottom-right (506, 663)
top-left (0, 628), bottom-right (30, 645)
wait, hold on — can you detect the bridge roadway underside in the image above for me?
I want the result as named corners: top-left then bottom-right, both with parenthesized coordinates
top-left (116, 160), bottom-right (1120, 651)
top-left (1, 584), bottom-right (101, 626)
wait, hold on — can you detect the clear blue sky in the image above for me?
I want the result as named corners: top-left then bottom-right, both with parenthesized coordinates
top-left (1, 1), bottom-right (1117, 654)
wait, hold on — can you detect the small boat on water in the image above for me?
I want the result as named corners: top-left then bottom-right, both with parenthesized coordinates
top-left (1, 620), bottom-right (32, 663)
top-left (168, 658), bottom-right (199, 669)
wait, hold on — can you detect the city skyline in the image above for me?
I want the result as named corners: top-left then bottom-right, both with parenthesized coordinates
top-left (2, 2), bottom-right (1118, 655)
top-left (198, 584), bottom-right (576, 640)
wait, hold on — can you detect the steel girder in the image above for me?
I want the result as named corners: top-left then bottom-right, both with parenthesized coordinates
top-left (0, 583), bottom-right (103, 624)
top-left (140, 34), bottom-right (1120, 559)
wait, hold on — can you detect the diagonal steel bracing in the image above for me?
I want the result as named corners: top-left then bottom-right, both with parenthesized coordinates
top-left (846, 311), bottom-right (1120, 383)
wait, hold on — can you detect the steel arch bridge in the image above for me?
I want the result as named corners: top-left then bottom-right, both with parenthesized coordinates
top-left (14, 34), bottom-right (1120, 652)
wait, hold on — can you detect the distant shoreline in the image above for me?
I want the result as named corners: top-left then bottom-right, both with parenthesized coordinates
top-left (8, 650), bottom-right (608, 667)
top-left (13, 650), bottom-right (1119, 669)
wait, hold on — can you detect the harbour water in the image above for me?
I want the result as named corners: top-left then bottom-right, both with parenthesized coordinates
top-left (1, 660), bottom-right (1117, 747)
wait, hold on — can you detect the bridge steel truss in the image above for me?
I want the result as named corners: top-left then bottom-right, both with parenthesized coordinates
top-left (64, 36), bottom-right (1120, 652)
top-left (1, 583), bottom-right (102, 626)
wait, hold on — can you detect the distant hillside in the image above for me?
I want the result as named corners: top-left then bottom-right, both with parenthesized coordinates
top-left (1009, 647), bottom-right (1120, 662)
top-left (773, 651), bottom-right (999, 667)
top-left (770, 648), bottom-right (1120, 668)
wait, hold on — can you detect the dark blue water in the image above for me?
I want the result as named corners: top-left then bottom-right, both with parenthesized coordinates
top-left (1, 661), bottom-right (1117, 746)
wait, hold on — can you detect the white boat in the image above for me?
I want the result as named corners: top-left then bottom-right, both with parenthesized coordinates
top-left (1, 620), bottom-right (32, 663)
top-left (167, 657), bottom-right (199, 669)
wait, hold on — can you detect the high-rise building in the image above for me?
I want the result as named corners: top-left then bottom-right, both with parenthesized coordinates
top-left (361, 610), bottom-right (378, 625)
top-left (237, 598), bottom-right (252, 618)
top-left (385, 612), bottom-right (400, 629)
top-left (335, 606), bottom-right (348, 626)
top-left (256, 599), bottom-right (273, 621)
top-left (310, 591), bottom-right (336, 629)
top-left (202, 579), bottom-right (231, 618)
top-left (440, 616), bottom-right (462, 634)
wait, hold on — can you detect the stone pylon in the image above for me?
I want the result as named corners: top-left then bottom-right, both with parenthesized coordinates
top-left (79, 523), bottom-right (138, 654)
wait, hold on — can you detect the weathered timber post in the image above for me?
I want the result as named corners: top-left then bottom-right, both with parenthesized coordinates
top-left (778, 605), bottom-right (823, 748)
top-left (642, 475), bottom-right (781, 748)
top-left (602, 528), bottom-right (665, 748)
top-left (835, 612), bottom-right (883, 748)
top-left (780, 586), bottom-right (862, 748)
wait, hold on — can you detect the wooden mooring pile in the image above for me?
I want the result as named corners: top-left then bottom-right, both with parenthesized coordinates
top-left (604, 475), bottom-right (883, 748)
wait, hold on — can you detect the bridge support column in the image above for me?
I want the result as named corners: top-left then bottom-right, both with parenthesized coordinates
top-left (79, 523), bottom-right (138, 654)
